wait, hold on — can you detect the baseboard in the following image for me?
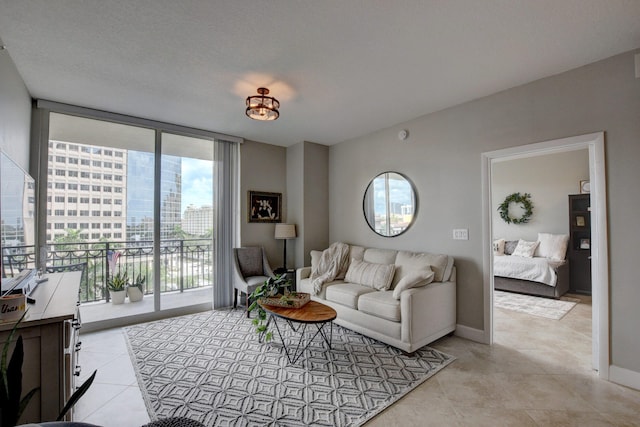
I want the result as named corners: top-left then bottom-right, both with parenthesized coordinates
top-left (609, 365), bottom-right (640, 391)
top-left (454, 324), bottom-right (487, 343)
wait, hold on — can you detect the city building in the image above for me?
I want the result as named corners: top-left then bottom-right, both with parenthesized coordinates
top-left (46, 141), bottom-right (127, 243)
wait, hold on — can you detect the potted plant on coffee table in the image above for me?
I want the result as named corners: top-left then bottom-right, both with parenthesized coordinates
top-left (248, 274), bottom-right (295, 341)
top-left (107, 271), bottom-right (128, 304)
top-left (127, 273), bottom-right (145, 302)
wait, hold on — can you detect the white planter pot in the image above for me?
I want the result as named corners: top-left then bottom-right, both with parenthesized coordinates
top-left (127, 286), bottom-right (144, 302)
top-left (110, 290), bottom-right (127, 305)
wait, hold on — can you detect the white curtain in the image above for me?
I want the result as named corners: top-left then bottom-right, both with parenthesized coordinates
top-left (213, 139), bottom-right (240, 308)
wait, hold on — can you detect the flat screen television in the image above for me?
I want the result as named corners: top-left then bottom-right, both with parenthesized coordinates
top-left (0, 150), bottom-right (36, 279)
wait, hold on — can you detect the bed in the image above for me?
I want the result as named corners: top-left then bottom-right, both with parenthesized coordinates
top-left (493, 236), bottom-right (570, 299)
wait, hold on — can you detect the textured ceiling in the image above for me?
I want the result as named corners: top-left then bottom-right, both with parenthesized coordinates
top-left (0, 1), bottom-right (639, 147)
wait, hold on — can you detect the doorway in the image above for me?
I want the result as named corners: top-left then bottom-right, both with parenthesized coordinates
top-left (481, 132), bottom-right (609, 378)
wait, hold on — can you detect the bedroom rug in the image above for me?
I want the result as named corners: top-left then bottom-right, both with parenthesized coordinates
top-left (494, 290), bottom-right (579, 319)
top-left (124, 309), bottom-right (454, 427)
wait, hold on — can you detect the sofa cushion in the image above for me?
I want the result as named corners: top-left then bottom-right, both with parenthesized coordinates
top-left (349, 245), bottom-right (366, 262)
top-left (392, 266), bottom-right (434, 299)
top-left (393, 251), bottom-right (453, 285)
top-left (363, 248), bottom-right (398, 265)
top-left (344, 259), bottom-right (396, 291)
top-left (358, 291), bottom-right (401, 322)
top-left (325, 283), bottom-right (375, 309)
top-left (310, 250), bottom-right (322, 271)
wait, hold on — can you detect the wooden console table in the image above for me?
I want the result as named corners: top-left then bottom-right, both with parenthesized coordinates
top-left (0, 271), bottom-right (81, 424)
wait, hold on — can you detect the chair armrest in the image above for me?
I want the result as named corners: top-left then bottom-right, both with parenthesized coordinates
top-left (297, 266), bottom-right (311, 283)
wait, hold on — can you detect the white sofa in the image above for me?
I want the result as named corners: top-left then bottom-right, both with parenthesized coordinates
top-left (296, 244), bottom-right (456, 353)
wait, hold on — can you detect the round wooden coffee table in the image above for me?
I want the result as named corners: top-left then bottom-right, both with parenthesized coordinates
top-left (258, 300), bottom-right (337, 364)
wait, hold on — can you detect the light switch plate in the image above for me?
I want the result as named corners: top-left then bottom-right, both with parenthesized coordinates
top-left (453, 229), bottom-right (469, 240)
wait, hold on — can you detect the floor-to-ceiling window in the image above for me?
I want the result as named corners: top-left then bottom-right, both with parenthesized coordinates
top-left (36, 104), bottom-right (240, 326)
top-left (159, 132), bottom-right (214, 311)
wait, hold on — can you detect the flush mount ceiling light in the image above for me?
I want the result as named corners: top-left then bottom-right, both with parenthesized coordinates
top-left (245, 87), bottom-right (280, 121)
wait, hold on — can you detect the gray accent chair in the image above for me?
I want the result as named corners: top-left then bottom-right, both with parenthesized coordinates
top-left (233, 247), bottom-right (274, 317)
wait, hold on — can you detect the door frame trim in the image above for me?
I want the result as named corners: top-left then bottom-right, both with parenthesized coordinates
top-left (481, 132), bottom-right (609, 377)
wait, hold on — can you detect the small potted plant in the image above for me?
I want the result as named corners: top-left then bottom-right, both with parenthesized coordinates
top-left (107, 271), bottom-right (128, 304)
top-left (248, 274), bottom-right (292, 341)
top-left (127, 273), bottom-right (145, 302)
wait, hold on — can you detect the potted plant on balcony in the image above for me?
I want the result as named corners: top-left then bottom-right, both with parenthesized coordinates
top-left (127, 273), bottom-right (145, 302)
top-left (107, 271), bottom-right (128, 304)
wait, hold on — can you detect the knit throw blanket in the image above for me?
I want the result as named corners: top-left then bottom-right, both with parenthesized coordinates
top-left (310, 242), bottom-right (351, 295)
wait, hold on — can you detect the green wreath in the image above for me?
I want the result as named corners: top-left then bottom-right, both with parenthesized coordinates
top-left (498, 192), bottom-right (533, 224)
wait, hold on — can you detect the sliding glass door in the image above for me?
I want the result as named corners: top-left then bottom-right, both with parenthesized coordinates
top-left (44, 111), bottom-right (222, 323)
top-left (159, 133), bottom-right (214, 310)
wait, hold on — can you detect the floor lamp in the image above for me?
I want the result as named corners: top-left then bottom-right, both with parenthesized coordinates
top-left (274, 223), bottom-right (297, 272)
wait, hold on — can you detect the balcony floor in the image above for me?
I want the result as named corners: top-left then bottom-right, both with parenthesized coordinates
top-left (80, 287), bottom-right (214, 331)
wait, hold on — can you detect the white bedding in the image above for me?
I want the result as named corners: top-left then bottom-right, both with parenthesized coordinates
top-left (493, 255), bottom-right (563, 287)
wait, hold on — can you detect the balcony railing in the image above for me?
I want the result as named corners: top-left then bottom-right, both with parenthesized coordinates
top-left (1, 239), bottom-right (213, 303)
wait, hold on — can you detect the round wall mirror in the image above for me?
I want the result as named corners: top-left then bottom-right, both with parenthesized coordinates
top-left (363, 171), bottom-right (417, 237)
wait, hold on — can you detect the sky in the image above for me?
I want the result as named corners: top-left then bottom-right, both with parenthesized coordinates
top-left (181, 158), bottom-right (213, 211)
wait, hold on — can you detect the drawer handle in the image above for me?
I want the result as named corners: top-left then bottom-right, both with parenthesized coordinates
top-left (74, 366), bottom-right (81, 376)
top-left (75, 341), bottom-right (82, 351)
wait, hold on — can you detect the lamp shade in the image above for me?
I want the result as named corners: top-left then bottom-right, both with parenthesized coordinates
top-left (274, 223), bottom-right (296, 239)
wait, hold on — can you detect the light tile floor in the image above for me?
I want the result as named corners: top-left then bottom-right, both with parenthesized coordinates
top-left (74, 294), bottom-right (640, 426)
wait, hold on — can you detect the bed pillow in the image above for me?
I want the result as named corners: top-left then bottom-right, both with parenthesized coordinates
top-left (493, 238), bottom-right (506, 256)
top-left (392, 266), bottom-right (435, 299)
top-left (511, 239), bottom-right (539, 258)
top-left (504, 240), bottom-right (519, 255)
top-left (535, 233), bottom-right (569, 261)
top-left (345, 258), bottom-right (396, 291)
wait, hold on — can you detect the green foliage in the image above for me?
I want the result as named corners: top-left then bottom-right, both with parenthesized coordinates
top-left (107, 271), bottom-right (129, 291)
top-left (56, 369), bottom-right (97, 421)
top-left (53, 229), bottom-right (87, 250)
top-left (0, 312), bottom-right (97, 426)
top-left (130, 273), bottom-right (146, 291)
top-left (248, 274), bottom-right (292, 342)
top-left (1, 312), bottom-right (38, 427)
top-left (498, 192), bottom-right (534, 224)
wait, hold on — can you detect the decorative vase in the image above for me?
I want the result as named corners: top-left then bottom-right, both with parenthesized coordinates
top-left (110, 289), bottom-right (127, 304)
top-left (127, 286), bottom-right (144, 302)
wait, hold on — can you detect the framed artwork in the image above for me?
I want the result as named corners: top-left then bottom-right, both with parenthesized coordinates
top-left (580, 238), bottom-right (591, 250)
top-left (575, 215), bottom-right (585, 227)
top-left (580, 180), bottom-right (590, 194)
top-left (248, 191), bottom-right (281, 223)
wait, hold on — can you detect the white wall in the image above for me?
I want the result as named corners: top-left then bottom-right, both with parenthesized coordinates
top-left (328, 48), bottom-right (640, 376)
top-left (0, 46), bottom-right (31, 169)
top-left (492, 150), bottom-right (589, 241)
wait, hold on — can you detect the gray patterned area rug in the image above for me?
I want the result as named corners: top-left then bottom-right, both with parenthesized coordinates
top-left (124, 309), bottom-right (454, 427)
top-left (494, 290), bottom-right (579, 319)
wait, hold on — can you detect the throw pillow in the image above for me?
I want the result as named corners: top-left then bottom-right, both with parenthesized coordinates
top-left (392, 266), bottom-right (434, 299)
top-left (493, 238), bottom-right (505, 256)
top-left (504, 240), bottom-right (519, 255)
top-left (394, 251), bottom-right (453, 284)
top-left (535, 233), bottom-right (569, 261)
top-left (344, 258), bottom-right (396, 291)
top-left (511, 239), bottom-right (539, 258)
